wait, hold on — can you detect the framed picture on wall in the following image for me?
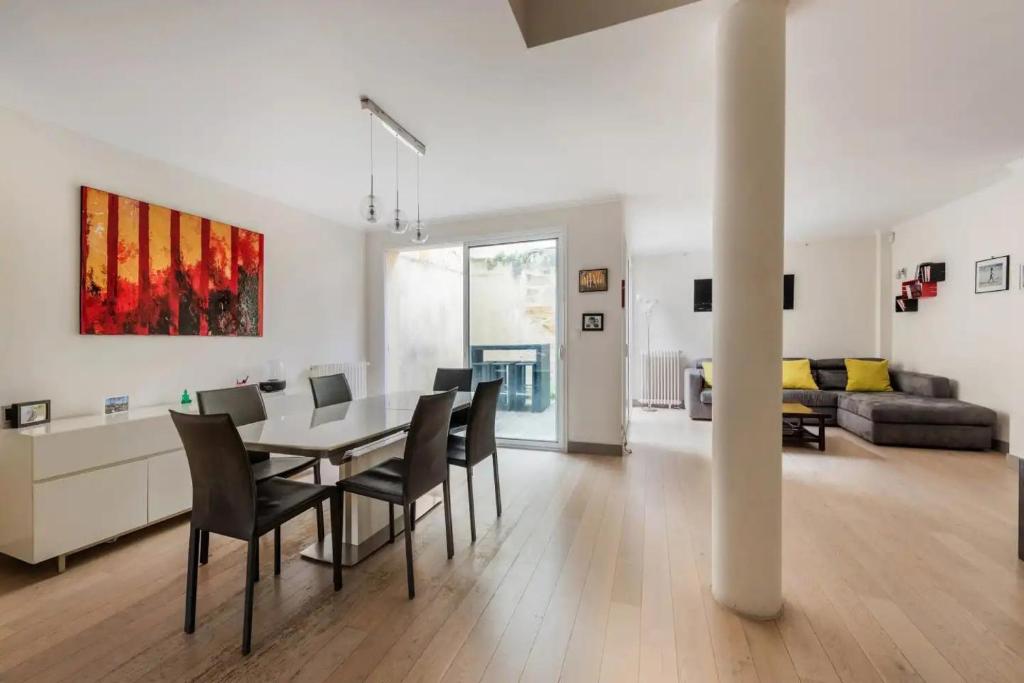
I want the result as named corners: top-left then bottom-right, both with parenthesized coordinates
top-left (582, 313), bottom-right (604, 331)
top-left (975, 255), bottom-right (1009, 294)
top-left (578, 268), bottom-right (608, 293)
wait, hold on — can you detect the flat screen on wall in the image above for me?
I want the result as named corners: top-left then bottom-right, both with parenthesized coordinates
top-left (693, 275), bottom-right (795, 312)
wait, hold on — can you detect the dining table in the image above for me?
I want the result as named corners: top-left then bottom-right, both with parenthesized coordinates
top-left (236, 389), bottom-right (473, 566)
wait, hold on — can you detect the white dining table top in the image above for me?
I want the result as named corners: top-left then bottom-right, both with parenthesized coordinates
top-left (235, 390), bottom-right (472, 458)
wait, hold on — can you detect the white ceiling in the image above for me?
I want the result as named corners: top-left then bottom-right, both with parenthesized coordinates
top-left (1, 0), bottom-right (1022, 253)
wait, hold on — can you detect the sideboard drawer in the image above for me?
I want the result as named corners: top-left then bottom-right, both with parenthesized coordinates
top-left (32, 415), bottom-right (181, 481)
top-left (148, 450), bottom-right (192, 522)
top-left (33, 461), bottom-right (148, 562)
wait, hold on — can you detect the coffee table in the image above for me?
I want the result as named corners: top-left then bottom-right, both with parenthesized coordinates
top-left (782, 403), bottom-right (827, 451)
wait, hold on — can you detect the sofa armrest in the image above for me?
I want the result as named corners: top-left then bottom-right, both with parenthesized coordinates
top-left (891, 370), bottom-right (952, 398)
top-left (684, 369), bottom-right (711, 420)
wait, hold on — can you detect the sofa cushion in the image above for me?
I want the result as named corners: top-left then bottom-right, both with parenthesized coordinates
top-left (783, 389), bottom-right (842, 408)
top-left (838, 393), bottom-right (996, 426)
top-left (845, 359), bottom-right (893, 392)
top-left (700, 389), bottom-right (713, 405)
top-left (816, 369), bottom-right (847, 390)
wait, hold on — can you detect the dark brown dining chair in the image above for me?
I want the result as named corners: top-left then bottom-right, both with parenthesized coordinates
top-left (309, 372), bottom-right (353, 408)
top-left (196, 385), bottom-right (324, 566)
top-left (433, 368), bottom-right (473, 392)
top-left (338, 389), bottom-right (457, 598)
top-left (447, 378), bottom-right (503, 542)
top-left (434, 367), bottom-right (473, 433)
top-left (170, 411), bottom-right (341, 655)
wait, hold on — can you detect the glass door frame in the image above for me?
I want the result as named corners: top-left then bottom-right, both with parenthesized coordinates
top-left (463, 229), bottom-right (568, 452)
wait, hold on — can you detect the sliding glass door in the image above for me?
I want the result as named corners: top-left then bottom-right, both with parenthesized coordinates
top-left (466, 237), bottom-right (564, 449)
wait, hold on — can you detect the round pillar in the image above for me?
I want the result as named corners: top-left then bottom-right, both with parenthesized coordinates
top-left (711, 0), bottom-right (787, 619)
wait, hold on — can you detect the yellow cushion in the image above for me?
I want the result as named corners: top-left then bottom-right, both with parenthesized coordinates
top-left (845, 358), bottom-right (893, 392)
top-left (701, 361), bottom-right (713, 387)
top-left (782, 359), bottom-right (818, 390)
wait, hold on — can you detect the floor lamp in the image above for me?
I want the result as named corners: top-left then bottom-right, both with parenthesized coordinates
top-left (637, 297), bottom-right (659, 412)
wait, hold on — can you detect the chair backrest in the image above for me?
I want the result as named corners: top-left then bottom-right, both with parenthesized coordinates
top-left (403, 389), bottom-right (457, 500)
top-left (309, 372), bottom-right (353, 408)
top-left (196, 384), bottom-right (267, 427)
top-left (465, 378), bottom-right (502, 465)
top-left (170, 411), bottom-right (256, 539)
top-left (433, 368), bottom-right (473, 392)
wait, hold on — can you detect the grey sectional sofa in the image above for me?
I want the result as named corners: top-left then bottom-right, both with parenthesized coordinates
top-left (684, 357), bottom-right (997, 450)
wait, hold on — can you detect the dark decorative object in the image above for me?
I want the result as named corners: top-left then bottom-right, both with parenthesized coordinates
top-left (975, 255), bottom-right (1009, 294)
top-left (259, 379), bottom-right (287, 393)
top-left (895, 297), bottom-right (919, 313)
top-left (578, 268), bottom-right (608, 292)
top-left (582, 313), bottom-right (604, 331)
top-left (81, 186), bottom-right (264, 336)
top-left (916, 262), bottom-right (946, 283)
top-left (5, 400), bottom-right (51, 428)
top-left (693, 274), bottom-right (795, 312)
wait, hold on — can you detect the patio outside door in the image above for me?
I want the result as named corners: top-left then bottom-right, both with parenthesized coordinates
top-left (465, 236), bottom-right (565, 450)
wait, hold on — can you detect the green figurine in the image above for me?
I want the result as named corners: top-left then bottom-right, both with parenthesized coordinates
top-left (180, 389), bottom-right (192, 405)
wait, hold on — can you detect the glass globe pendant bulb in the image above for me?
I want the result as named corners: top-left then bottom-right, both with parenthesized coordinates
top-left (390, 207), bottom-right (408, 234)
top-left (360, 193), bottom-right (381, 223)
top-left (410, 220), bottom-right (429, 244)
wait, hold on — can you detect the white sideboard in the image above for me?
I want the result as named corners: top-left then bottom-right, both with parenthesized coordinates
top-left (0, 404), bottom-right (194, 571)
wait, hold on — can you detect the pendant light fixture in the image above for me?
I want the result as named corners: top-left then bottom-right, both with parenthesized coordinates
top-left (409, 154), bottom-right (429, 244)
top-left (390, 134), bottom-right (408, 234)
top-left (359, 112), bottom-right (381, 224)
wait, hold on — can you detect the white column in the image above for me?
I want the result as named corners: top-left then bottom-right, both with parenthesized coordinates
top-left (711, 0), bottom-right (787, 619)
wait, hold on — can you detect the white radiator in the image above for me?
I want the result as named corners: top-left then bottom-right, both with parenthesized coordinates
top-left (640, 350), bottom-right (684, 408)
top-left (309, 361), bottom-right (370, 399)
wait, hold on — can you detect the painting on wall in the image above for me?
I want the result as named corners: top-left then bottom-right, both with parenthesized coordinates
top-left (578, 268), bottom-right (609, 293)
top-left (80, 186), bottom-right (264, 336)
top-left (975, 255), bottom-right (1009, 294)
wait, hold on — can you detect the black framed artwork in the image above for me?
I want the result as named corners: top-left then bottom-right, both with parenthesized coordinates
top-left (582, 313), bottom-right (604, 331)
top-left (975, 255), bottom-right (1009, 294)
top-left (4, 400), bottom-right (51, 428)
top-left (579, 268), bottom-right (609, 293)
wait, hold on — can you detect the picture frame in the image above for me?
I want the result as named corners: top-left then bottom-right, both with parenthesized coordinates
top-left (582, 312), bottom-right (604, 331)
top-left (104, 394), bottom-right (130, 416)
top-left (578, 268), bottom-right (609, 293)
top-left (975, 255), bottom-right (1010, 294)
top-left (4, 400), bottom-right (51, 428)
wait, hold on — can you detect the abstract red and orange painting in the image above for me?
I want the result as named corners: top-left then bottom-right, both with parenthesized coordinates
top-left (80, 187), bottom-right (264, 336)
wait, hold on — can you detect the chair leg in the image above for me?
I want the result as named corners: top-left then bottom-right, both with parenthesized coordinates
top-left (254, 539), bottom-right (260, 583)
top-left (313, 463), bottom-right (326, 542)
top-left (184, 525), bottom-right (200, 633)
top-left (466, 465), bottom-right (477, 543)
top-left (442, 478), bottom-right (454, 559)
top-left (410, 501), bottom-right (417, 531)
top-left (273, 527), bottom-right (281, 576)
top-left (330, 491), bottom-right (343, 591)
top-left (389, 502), bottom-right (396, 543)
top-left (242, 538), bottom-right (258, 655)
top-left (492, 452), bottom-right (502, 517)
top-left (199, 529), bottom-right (209, 565)
top-left (402, 500), bottom-right (415, 598)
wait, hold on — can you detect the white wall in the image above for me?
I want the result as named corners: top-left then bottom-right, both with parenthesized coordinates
top-left (630, 235), bottom-right (878, 398)
top-left (366, 200), bottom-right (625, 448)
top-left (889, 171), bottom-right (1024, 452)
top-left (0, 107), bottom-right (365, 419)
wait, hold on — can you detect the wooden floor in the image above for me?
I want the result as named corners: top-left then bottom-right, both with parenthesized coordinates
top-left (1, 411), bottom-right (1022, 682)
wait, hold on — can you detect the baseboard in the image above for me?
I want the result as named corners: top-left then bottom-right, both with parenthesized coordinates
top-left (568, 441), bottom-right (623, 457)
top-left (1006, 451), bottom-right (1020, 470)
top-left (630, 399), bottom-right (684, 409)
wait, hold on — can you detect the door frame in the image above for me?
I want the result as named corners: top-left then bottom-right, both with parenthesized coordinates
top-left (463, 229), bottom-right (568, 452)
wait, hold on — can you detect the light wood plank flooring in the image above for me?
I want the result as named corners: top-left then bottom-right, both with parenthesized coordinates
top-left (0, 411), bottom-right (1021, 682)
